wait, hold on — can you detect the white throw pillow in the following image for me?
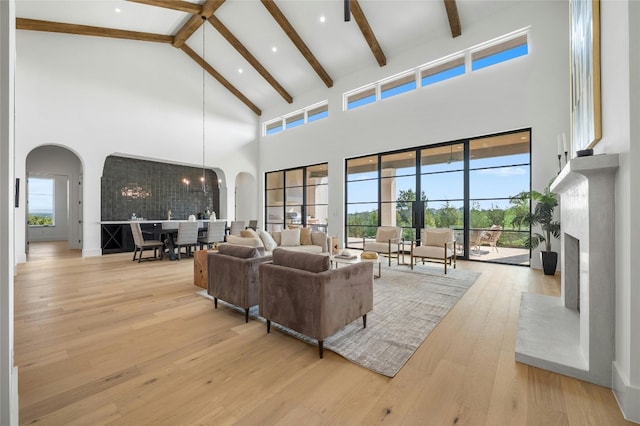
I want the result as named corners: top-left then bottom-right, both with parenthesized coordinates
top-left (280, 228), bottom-right (301, 247)
top-left (258, 230), bottom-right (278, 251)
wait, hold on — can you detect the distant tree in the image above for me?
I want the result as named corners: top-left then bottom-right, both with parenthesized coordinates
top-left (424, 205), bottom-right (436, 228)
top-left (347, 210), bottom-right (378, 238)
top-left (28, 215), bottom-right (53, 226)
top-left (435, 201), bottom-right (460, 228)
top-left (469, 201), bottom-right (489, 229)
top-left (508, 192), bottom-right (530, 231)
top-left (487, 203), bottom-right (506, 227)
top-left (395, 189), bottom-right (427, 229)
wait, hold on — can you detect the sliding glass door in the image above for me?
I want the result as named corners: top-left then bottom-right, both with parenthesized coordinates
top-left (345, 129), bottom-right (531, 265)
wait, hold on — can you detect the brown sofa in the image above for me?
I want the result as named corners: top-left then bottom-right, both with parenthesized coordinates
top-left (259, 249), bottom-right (374, 358)
top-left (207, 243), bottom-right (272, 322)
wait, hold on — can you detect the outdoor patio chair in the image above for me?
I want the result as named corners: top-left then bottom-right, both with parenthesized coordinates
top-left (479, 225), bottom-right (502, 252)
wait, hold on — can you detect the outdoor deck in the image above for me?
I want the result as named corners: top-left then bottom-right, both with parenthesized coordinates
top-left (347, 238), bottom-right (530, 266)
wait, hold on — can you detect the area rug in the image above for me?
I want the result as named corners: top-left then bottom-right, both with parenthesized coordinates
top-left (197, 264), bottom-right (480, 377)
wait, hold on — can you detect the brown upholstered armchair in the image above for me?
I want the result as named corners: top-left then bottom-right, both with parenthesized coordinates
top-left (207, 243), bottom-right (272, 322)
top-left (259, 249), bottom-right (374, 358)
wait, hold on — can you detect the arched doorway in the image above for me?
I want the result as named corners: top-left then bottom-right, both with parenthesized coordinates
top-left (25, 145), bottom-right (83, 254)
top-left (234, 172), bottom-right (257, 223)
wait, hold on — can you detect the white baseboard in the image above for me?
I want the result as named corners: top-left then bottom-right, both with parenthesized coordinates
top-left (14, 253), bottom-right (26, 264)
top-left (613, 361), bottom-right (640, 423)
top-left (82, 248), bottom-right (102, 257)
top-left (11, 365), bottom-right (18, 426)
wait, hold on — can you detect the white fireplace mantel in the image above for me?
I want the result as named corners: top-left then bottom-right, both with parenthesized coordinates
top-left (515, 153), bottom-right (619, 387)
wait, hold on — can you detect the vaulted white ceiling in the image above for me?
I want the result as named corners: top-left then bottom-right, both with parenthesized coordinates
top-left (15, 0), bottom-right (514, 115)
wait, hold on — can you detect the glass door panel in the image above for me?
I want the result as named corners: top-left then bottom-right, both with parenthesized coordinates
top-left (380, 151), bottom-right (416, 237)
top-left (419, 143), bottom-right (464, 246)
top-left (469, 131), bottom-right (530, 264)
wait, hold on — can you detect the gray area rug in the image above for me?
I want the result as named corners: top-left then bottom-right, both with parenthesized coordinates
top-left (197, 264), bottom-right (480, 377)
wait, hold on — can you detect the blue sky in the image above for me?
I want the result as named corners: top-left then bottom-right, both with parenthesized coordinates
top-left (347, 153), bottom-right (530, 212)
top-left (28, 177), bottom-right (54, 212)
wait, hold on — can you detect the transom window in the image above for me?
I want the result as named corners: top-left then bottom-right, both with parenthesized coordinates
top-left (343, 28), bottom-right (529, 111)
top-left (263, 101), bottom-right (328, 136)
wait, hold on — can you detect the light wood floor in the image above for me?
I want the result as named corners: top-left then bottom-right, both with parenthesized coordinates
top-left (14, 242), bottom-right (630, 425)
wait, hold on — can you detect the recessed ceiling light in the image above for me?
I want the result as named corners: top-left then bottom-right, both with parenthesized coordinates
top-left (115, 7), bottom-right (121, 13)
top-left (320, 15), bottom-right (326, 23)
top-left (272, 46), bottom-right (277, 53)
top-left (238, 68), bottom-right (243, 74)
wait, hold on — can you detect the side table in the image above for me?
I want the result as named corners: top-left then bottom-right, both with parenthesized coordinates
top-left (194, 249), bottom-right (216, 288)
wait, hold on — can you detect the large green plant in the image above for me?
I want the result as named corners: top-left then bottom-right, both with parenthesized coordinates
top-left (509, 184), bottom-right (560, 253)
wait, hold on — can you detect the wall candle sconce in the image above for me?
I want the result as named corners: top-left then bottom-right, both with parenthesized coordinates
top-left (556, 135), bottom-right (562, 174)
top-left (556, 132), bottom-right (569, 174)
top-left (183, 178), bottom-right (190, 192)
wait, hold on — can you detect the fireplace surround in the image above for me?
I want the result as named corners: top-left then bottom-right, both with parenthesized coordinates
top-left (515, 153), bottom-right (619, 387)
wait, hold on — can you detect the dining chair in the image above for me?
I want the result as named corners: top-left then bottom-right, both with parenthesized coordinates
top-left (174, 221), bottom-right (198, 260)
top-left (228, 220), bottom-right (246, 237)
top-left (247, 219), bottom-right (258, 231)
top-left (130, 222), bottom-right (164, 262)
top-left (198, 220), bottom-right (226, 250)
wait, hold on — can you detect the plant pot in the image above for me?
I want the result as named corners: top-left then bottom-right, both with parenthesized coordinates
top-left (540, 251), bottom-right (558, 275)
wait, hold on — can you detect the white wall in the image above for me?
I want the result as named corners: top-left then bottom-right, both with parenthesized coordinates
top-left (599, 0), bottom-right (640, 421)
top-left (14, 30), bottom-right (260, 261)
top-left (259, 1), bottom-right (569, 267)
top-left (26, 145), bottom-right (82, 245)
top-left (1, 1), bottom-right (19, 423)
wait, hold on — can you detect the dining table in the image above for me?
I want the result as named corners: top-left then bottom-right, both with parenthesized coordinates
top-left (161, 220), bottom-right (220, 261)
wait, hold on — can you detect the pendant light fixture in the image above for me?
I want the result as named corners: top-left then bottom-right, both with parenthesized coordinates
top-left (344, 0), bottom-right (351, 21)
top-left (446, 145), bottom-right (452, 164)
top-left (201, 16), bottom-right (207, 194)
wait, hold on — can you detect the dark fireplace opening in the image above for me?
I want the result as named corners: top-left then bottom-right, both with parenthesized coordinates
top-left (564, 233), bottom-right (580, 312)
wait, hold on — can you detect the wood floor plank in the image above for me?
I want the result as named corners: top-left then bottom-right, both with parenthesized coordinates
top-left (13, 242), bottom-right (634, 425)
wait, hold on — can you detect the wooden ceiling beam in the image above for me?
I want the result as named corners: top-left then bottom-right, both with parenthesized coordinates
top-left (127, 0), bottom-right (201, 14)
top-left (180, 44), bottom-right (262, 116)
top-left (260, 0), bottom-right (333, 88)
top-left (172, 0), bottom-right (225, 48)
top-left (350, 0), bottom-right (386, 67)
top-left (207, 15), bottom-right (293, 104)
top-left (444, 0), bottom-right (461, 38)
top-left (16, 18), bottom-right (173, 43)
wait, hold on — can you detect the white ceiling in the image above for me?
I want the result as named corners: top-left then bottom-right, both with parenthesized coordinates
top-left (15, 0), bottom-right (514, 114)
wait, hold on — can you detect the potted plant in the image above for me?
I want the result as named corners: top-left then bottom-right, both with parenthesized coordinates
top-left (510, 183), bottom-right (561, 275)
